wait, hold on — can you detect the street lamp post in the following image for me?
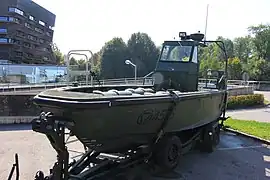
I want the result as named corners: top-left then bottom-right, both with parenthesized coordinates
top-left (125, 59), bottom-right (137, 81)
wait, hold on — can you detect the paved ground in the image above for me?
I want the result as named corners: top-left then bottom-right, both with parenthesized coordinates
top-left (0, 124), bottom-right (269, 180)
top-left (227, 91), bottom-right (270, 122)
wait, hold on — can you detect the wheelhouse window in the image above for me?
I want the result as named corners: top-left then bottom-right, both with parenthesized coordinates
top-left (160, 45), bottom-right (193, 62)
top-left (191, 46), bottom-right (198, 63)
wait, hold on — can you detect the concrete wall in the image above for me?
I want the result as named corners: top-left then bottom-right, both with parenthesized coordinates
top-left (0, 116), bottom-right (37, 124)
top-left (227, 86), bottom-right (254, 96)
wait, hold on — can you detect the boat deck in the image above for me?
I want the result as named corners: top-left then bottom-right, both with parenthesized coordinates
top-left (37, 87), bottom-right (223, 101)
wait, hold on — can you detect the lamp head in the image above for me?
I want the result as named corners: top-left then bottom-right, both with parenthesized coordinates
top-left (125, 59), bottom-right (131, 65)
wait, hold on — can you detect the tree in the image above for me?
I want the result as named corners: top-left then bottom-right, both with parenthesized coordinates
top-left (91, 51), bottom-right (102, 76)
top-left (248, 24), bottom-right (270, 60)
top-left (52, 43), bottom-right (64, 65)
top-left (69, 57), bottom-right (77, 66)
top-left (127, 32), bottom-right (160, 77)
top-left (227, 57), bottom-right (243, 79)
top-left (247, 57), bottom-right (270, 81)
top-left (100, 37), bottom-right (129, 79)
top-left (199, 43), bottom-right (223, 77)
top-left (233, 35), bottom-right (253, 63)
top-left (216, 36), bottom-right (234, 59)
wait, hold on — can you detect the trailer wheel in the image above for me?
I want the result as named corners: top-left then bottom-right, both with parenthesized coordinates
top-left (153, 135), bottom-right (182, 170)
top-left (200, 124), bottom-right (220, 153)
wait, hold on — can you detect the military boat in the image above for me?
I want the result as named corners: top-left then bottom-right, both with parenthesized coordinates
top-left (8, 32), bottom-right (229, 180)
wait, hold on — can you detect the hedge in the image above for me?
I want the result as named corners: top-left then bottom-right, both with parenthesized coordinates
top-left (227, 94), bottom-right (264, 109)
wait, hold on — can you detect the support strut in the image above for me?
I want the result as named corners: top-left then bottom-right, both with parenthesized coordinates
top-left (32, 112), bottom-right (71, 180)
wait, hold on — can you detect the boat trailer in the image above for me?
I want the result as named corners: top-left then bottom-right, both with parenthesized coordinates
top-left (8, 92), bottom-right (228, 180)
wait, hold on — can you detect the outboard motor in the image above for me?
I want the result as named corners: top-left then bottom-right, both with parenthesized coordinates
top-left (152, 32), bottom-right (205, 92)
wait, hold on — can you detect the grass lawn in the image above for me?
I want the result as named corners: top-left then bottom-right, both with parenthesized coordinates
top-left (224, 118), bottom-right (270, 140)
top-left (264, 99), bottom-right (270, 105)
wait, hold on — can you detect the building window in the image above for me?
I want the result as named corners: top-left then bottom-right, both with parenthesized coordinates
top-left (8, 17), bottom-right (20, 23)
top-left (41, 47), bottom-right (48, 51)
top-left (26, 53), bottom-right (33, 58)
top-left (15, 51), bottom-right (23, 56)
top-left (8, 7), bottom-right (24, 16)
top-left (0, 29), bottom-right (7, 33)
top-left (23, 42), bottom-right (31, 48)
top-left (0, 16), bottom-right (8, 22)
top-left (43, 57), bottom-right (49, 61)
top-left (0, 38), bottom-right (8, 43)
top-left (45, 32), bottom-right (52, 37)
top-left (35, 27), bottom-right (44, 33)
top-left (25, 23), bottom-right (31, 28)
top-left (29, 15), bottom-right (34, 21)
top-left (17, 31), bottom-right (25, 37)
top-left (39, 20), bottom-right (45, 26)
top-left (27, 35), bottom-right (37, 41)
top-left (13, 39), bottom-right (21, 45)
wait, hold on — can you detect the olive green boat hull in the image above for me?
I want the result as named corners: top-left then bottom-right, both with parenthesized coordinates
top-left (33, 88), bottom-right (226, 153)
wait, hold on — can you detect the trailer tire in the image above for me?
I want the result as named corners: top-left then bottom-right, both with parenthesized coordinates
top-left (200, 124), bottom-right (220, 153)
top-left (154, 135), bottom-right (182, 170)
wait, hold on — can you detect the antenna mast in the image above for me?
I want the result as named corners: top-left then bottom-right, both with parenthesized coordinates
top-left (204, 4), bottom-right (209, 41)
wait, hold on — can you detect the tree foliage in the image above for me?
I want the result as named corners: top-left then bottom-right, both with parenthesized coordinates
top-left (54, 23), bottom-right (270, 81)
top-left (127, 32), bottom-right (160, 77)
top-left (52, 43), bottom-right (64, 65)
top-left (198, 23), bottom-right (270, 81)
top-left (100, 37), bottom-right (129, 79)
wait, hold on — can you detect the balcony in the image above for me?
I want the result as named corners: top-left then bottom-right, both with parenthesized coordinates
top-left (8, 7), bottom-right (24, 16)
top-left (0, 16), bottom-right (20, 24)
top-left (0, 29), bottom-right (8, 34)
top-left (0, 16), bottom-right (9, 22)
top-left (0, 38), bottom-right (13, 45)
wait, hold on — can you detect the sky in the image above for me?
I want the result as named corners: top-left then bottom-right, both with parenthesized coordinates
top-left (33, 0), bottom-right (270, 54)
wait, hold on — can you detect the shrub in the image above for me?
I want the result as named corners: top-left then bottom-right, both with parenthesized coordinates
top-left (227, 94), bottom-right (264, 109)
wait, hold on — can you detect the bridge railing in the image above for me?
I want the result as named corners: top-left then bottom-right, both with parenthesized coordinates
top-left (0, 77), bottom-right (155, 92)
top-left (1, 76), bottom-right (269, 92)
top-left (198, 78), bottom-right (270, 91)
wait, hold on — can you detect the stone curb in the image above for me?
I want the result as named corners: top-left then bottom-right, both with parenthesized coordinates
top-left (223, 127), bottom-right (270, 145)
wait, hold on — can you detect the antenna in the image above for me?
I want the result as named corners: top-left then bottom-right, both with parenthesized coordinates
top-left (204, 4), bottom-right (209, 42)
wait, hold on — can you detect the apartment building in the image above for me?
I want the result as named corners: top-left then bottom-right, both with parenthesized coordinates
top-left (0, 0), bottom-right (56, 64)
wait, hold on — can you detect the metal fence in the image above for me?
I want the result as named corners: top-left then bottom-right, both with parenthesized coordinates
top-left (0, 77), bottom-right (155, 92)
top-left (1, 76), bottom-right (270, 92)
top-left (198, 78), bottom-right (270, 91)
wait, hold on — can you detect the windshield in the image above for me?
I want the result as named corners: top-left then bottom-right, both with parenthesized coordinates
top-left (160, 45), bottom-right (193, 62)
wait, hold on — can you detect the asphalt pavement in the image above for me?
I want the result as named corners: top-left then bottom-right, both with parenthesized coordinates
top-left (130, 131), bottom-right (270, 180)
top-left (0, 125), bottom-right (269, 180)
